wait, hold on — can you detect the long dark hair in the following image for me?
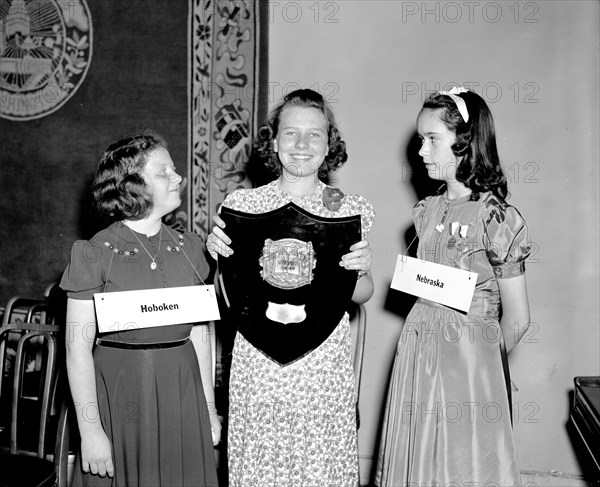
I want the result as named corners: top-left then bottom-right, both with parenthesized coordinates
top-left (250, 89), bottom-right (348, 184)
top-left (422, 90), bottom-right (508, 200)
top-left (89, 131), bottom-right (167, 222)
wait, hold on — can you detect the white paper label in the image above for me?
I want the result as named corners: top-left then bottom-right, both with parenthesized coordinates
top-left (390, 255), bottom-right (477, 313)
top-left (93, 285), bottom-right (220, 334)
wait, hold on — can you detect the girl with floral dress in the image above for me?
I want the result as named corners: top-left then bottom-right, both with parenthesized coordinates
top-left (208, 89), bottom-right (375, 487)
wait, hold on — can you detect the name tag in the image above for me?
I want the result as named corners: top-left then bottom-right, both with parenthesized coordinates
top-left (390, 255), bottom-right (477, 313)
top-left (93, 285), bottom-right (220, 334)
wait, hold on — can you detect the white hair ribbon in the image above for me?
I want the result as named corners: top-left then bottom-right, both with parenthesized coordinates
top-left (438, 87), bottom-right (469, 122)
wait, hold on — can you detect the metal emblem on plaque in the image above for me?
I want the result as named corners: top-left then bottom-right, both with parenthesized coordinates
top-left (259, 238), bottom-right (316, 289)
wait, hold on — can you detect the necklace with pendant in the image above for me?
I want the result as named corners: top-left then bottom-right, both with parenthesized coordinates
top-left (129, 225), bottom-right (163, 270)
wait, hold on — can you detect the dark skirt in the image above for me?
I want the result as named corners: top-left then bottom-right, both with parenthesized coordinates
top-left (72, 340), bottom-right (218, 487)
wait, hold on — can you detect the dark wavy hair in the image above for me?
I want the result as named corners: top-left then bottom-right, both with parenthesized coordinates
top-left (422, 90), bottom-right (508, 200)
top-left (251, 88), bottom-right (348, 184)
top-left (88, 131), bottom-right (167, 222)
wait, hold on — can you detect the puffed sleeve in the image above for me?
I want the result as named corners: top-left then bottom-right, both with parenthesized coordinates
top-left (184, 231), bottom-right (211, 284)
top-left (483, 203), bottom-right (532, 278)
top-left (412, 196), bottom-right (432, 237)
top-left (59, 240), bottom-right (106, 300)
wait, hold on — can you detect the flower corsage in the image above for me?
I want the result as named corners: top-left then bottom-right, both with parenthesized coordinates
top-left (323, 187), bottom-right (344, 212)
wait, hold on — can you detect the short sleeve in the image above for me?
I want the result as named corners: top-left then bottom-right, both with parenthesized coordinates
top-left (484, 203), bottom-right (532, 278)
top-left (183, 231), bottom-right (211, 284)
top-left (220, 188), bottom-right (253, 212)
top-left (220, 192), bottom-right (235, 211)
top-left (59, 240), bottom-right (106, 300)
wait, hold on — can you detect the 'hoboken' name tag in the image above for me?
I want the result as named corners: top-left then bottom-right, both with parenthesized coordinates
top-left (93, 285), bottom-right (220, 334)
top-left (391, 255), bottom-right (477, 313)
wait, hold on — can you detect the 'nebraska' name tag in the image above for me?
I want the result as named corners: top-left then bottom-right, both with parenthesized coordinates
top-left (390, 255), bottom-right (477, 313)
top-left (93, 285), bottom-right (220, 334)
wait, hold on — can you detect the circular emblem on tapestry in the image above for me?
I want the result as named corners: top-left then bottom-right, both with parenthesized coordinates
top-left (0, 0), bottom-right (92, 121)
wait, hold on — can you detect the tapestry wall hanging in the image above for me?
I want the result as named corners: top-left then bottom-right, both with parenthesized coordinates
top-left (169, 0), bottom-right (261, 238)
top-left (0, 0), bottom-right (92, 121)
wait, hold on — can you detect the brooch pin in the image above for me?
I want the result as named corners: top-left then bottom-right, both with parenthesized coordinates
top-left (447, 222), bottom-right (471, 253)
top-left (167, 234), bottom-right (185, 252)
top-left (104, 241), bottom-right (138, 256)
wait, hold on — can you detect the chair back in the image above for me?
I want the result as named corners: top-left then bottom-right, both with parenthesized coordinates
top-left (0, 323), bottom-right (62, 456)
top-left (1, 296), bottom-right (56, 327)
top-left (0, 293), bottom-right (72, 487)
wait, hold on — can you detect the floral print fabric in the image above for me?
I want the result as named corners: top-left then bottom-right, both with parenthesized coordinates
top-left (222, 180), bottom-right (374, 487)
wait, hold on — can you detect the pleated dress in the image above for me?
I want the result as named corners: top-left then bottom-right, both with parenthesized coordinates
top-left (221, 180), bottom-right (375, 487)
top-left (375, 191), bottom-right (531, 487)
top-left (60, 222), bottom-right (218, 487)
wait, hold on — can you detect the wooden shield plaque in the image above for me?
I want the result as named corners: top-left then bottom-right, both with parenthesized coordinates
top-left (219, 203), bottom-right (361, 365)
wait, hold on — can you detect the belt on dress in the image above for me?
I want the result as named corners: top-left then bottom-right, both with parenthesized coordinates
top-left (95, 337), bottom-right (190, 350)
top-left (416, 292), bottom-right (501, 320)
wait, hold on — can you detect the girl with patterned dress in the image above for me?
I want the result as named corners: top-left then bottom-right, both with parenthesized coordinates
top-left (61, 133), bottom-right (219, 487)
top-left (208, 89), bottom-right (375, 487)
top-left (375, 88), bottom-right (532, 487)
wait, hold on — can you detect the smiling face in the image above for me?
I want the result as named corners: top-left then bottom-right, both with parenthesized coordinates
top-left (140, 147), bottom-right (183, 218)
top-left (273, 106), bottom-right (329, 182)
top-left (417, 108), bottom-right (461, 183)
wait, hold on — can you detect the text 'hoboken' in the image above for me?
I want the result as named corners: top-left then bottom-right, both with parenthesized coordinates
top-left (140, 303), bottom-right (180, 313)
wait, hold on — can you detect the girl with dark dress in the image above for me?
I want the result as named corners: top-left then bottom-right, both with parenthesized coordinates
top-left (61, 132), bottom-right (219, 487)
